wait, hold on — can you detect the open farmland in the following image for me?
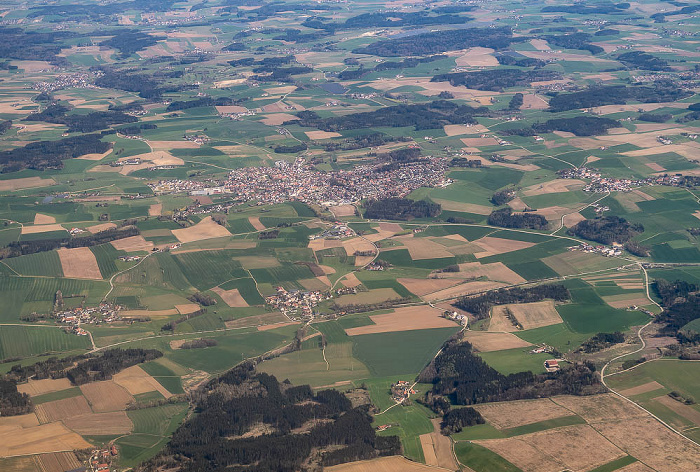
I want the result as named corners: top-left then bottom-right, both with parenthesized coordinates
top-left (80, 381), bottom-right (134, 413)
top-left (344, 306), bottom-right (458, 335)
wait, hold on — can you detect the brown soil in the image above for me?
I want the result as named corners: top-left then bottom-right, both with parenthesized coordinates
top-left (212, 287), bottom-right (250, 307)
top-left (80, 381), bottom-right (134, 413)
top-left (248, 216), bottom-right (266, 231)
top-left (34, 396), bottom-right (91, 424)
top-left (21, 224), bottom-right (65, 235)
top-left (473, 398), bottom-right (572, 430)
top-left (63, 411), bottom-right (133, 435)
top-left (57, 247), bottom-right (102, 279)
top-left (225, 312), bottom-right (289, 329)
top-left (0, 422), bottom-right (91, 457)
top-left (462, 331), bottom-right (531, 352)
top-left (172, 216), bottom-right (232, 243)
top-left (111, 235), bottom-right (155, 252)
top-left (16, 378), bottom-right (72, 397)
top-left (344, 306), bottom-right (458, 336)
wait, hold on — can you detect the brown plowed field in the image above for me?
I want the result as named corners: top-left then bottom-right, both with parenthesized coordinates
top-left (325, 456), bottom-right (438, 472)
top-left (473, 398), bottom-right (573, 430)
top-left (57, 247), bottom-right (102, 279)
top-left (37, 452), bottom-right (81, 472)
top-left (111, 235), bottom-right (155, 252)
top-left (80, 381), bottom-right (134, 413)
top-left (490, 301), bottom-right (562, 331)
top-left (0, 422), bottom-right (91, 457)
top-left (113, 365), bottom-right (173, 398)
top-left (172, 216), bottom-right (232, 243)
top-left (476, 424), bottom-right (626, 472)
top-left (16, 378), bottom-right (72, 397)
top-left (462, 331), bottom-right (531, 352)
top-left (344, 306), bottom-right (457, 336)
top-left (34, 396), bottom-right (91, 424)
top-left (63, 412), bottom-right (133, 435)
top-left (212, 287), bottom-right (250, 307)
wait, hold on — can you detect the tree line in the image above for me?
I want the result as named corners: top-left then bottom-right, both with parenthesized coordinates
top-left (0, 134), bottom-right (111, 173)
top-left (432, 69), bottom-right (559, 92)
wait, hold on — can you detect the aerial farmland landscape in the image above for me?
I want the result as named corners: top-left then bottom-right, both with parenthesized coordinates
top-left (1, 0), bottom-right (700, 470)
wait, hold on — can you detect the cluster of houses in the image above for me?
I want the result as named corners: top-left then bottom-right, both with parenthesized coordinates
top-left (88, 445), bottom-right (118, 472)
top-left (443, 310), bottom-right (468, 326)
top-left (559, 166), bottom-right (700, 193)
top-left (310, 223), bottom-right (356, 241)
top-left (32, 71), bottom-right (104, 93)
top-left (390, 380), bottom-right (417, 403)
top-left (544, 359), bottom-right (560, 372)
top-left (265, 287), bottom-right (330, 320)
top-left (570, 242), bottom-right (624, 257)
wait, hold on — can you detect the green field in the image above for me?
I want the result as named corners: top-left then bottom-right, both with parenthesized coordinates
top-left (454, 442), bottom-right (521, 472)
top-left (0, 325), bottom-right (90, 359)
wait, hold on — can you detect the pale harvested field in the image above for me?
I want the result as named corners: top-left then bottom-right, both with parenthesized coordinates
top-left (172, 216), bottom-right (232, 243)
top-left (443, 262), bottom-right (526, 284)
top-left (530, 39), bottom-right (551, 50)
top-left (0, 413), bottom-right (39, 435)
top-left (300, 277), bottom-right (330, 290)
top-left (57, 247), bottom-right (102, 280)
top-left (148, 203), bottom-right (162, 216)
top-left (522, 179), bottom-right (585, 196)
top-left (462, 331), bottom-right (531, 352)
top-left (0, 422), bottom-right (91, 457)
top-left (34, 396), bottom-right (91, 424)
top-left (618, 381), bottom-right (665, 397)
top-left (325, 456), bottom-right (438, 472)
top-left (75, 149), bottom-right (112, 161)
top-left (341, 272), bottom-right (362, 288)
top-left (225, 312), bottom-right (289, 329)
top-left (473, 237), bottom-right (535, 258)
top-left (16, 378), bottom-right (72, 397)
top-left (345, 306), bottom-right (457, 336)
top-left (33, 214), bottom-right (55, 225)
top-left (394, 235), bottom-right (453, 260)
top-left (397, 278), bottom-right (462, 297)
top-left (21, 223), bottom-right (65, 235)
top-left (443, 124), bottom-right (488, 136)
top-left (336, 288), bottom-right (401, 307)
top-left (37, 451), bottom-right (82, 472)
top-left (602, 293), bottom-right (650, 309)
top-left (552, 394), bottom-right (647, 423)
top-left (593, 417), bottom-right (700, 471)
top-left (248, 216), bottom-right (266, 231)
top-left (473, 398), bottom-right (573, 430)
top-left (121, 308), bottom-right (178, 318)
top-left (111, 235), bottom-right (155, 252)
top-left (653, 395), bottom-right (700, 425)
top-left (429, 198), bottom-right (493, 215)
top-left (260, 113), bottom-right (297, 125)
top-left (63, 412), bottom-right (133, 435)
top-left (420, 418), bottom-right (459, 470)
top-left (176, 303), bottom-right (200, 315)
top-left (454, 47), bottom-right (498, 66)
top-left (216, 105), bottom-right (248, 114)
top-left (212, 286), bottom-right (250, 307)
top-left (529, 206), bottom-right (569, 222)
top-left (424, 280), bottom-right (506, 302)
top-left (492, 301), bottom-right (563, 331)
top-left (305, 130), bottom-right (341, 139)
top-left (521, 50), bottom-right (617, 63)
top-left (646, 162), bottom-right (666, 171)
top-left (563, 212), bottom-right (586, 227)
top-left (461, 136), bottom-right (499, 146)
top-left (521, 93), bottom-right (549, 109)
top-left (113, 365), bottom-right (172, 398)
top-left (80, 381), bottom-right (134, 413)
top-left (480, 424), bottom-right (626, 472)
top-left (624, 143), bottom-right (700, 160)
top-left (85, 222), bottom-right (117, 234)
top-left (329, 204), bottom-right (356, 218)
top-left (258, 321), bottom-right (298, 331)
top-left (308, 238), bottom-right (343, 251)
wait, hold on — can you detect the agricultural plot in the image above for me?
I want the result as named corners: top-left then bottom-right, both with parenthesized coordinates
top-left (80, 381), bottom-right (134, 413)
top-left (344, 306), bottom-right (458, 335)
top-left (489, 301), bottom-right (563, 332)
top-left (0, 326), bottom-right (89, 360)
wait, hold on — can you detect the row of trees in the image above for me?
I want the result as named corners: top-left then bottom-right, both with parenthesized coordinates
top-left (24, 104), bottom-right (138, 133)
top-left (548, 85), bottom-right (691, 112)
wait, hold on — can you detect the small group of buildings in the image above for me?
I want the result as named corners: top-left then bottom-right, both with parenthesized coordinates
top-left (265, 287), bottom-right (330, 320)
top-left (88, 445), bottom-right (118, 472)
top-left (443, 310), bottom-right (468, 326)
top-left (570, 242), bottom-right (623, 257)
top-left (391, 380), bottom-right (417, 403)
top-left (310, 223), bottom-right (355, 240)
